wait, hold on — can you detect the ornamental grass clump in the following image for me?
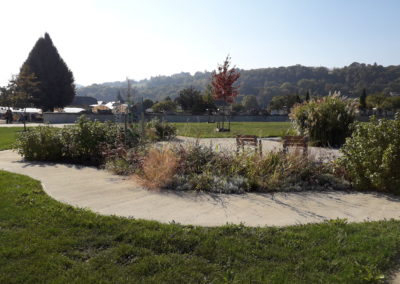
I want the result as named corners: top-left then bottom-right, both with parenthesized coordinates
top-left (140, 147), bottom-right (179, 189)
top-left (233, 151), bottom-right (345, 192)
top-left (338, 113), bottom-right (400, 193)
top-left (169, 144), bottom-right (346, 194)
top-left (290, 93), bottom-right (357, 147)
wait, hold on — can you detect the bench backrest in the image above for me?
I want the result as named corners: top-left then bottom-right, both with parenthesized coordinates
top-left (283, 136), bottom-right (308, 156)
top-left (283, 136), bottom-right (308, 147)
top-left (236, 135), bottom-right (258, 146)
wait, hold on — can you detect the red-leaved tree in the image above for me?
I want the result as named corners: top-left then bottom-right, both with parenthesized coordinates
top-left (211, 55), bottom-right (240, 104)
top-left (211, 56), bottom-right (240, 130)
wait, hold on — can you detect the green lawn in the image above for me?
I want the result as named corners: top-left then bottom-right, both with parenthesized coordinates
top-left (0, 127), bottom-right (24, 150)
top-left (174, 122), bottom-right (294, 138)
top-left (1, 170), bottom-right (399, 283)
top-left (0, 123), bottom-right (293, 149)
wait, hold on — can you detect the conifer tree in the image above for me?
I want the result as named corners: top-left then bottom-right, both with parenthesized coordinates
top-left (116, 91), bottom-right (125, 103)
top-left (295, 94), bottom-right (302, 104)
top-left (360, 88), bottom-right (367, 110)
top-left (305, 91), bottom-right (310, 102)
top-left (21, 33), bottom-right (75, 111)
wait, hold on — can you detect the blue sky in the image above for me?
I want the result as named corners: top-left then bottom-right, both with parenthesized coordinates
top-left (1, 0), bottom-right (399, 86)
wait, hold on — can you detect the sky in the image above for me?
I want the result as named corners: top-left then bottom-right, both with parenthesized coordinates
top-left (1, 0), bottom-right (400, 86)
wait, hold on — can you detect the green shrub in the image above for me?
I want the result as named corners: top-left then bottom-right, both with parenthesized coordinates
top-left (290, 93), bottom-right (357, 147)
top-left (14, 126), bottom-right (63, 161)
top-left (146, 119), bottom-right (176, 141)
top-left (103, 144), bottom-right (146, 175)
top-left (15, 116), bottom-right (139, 166)
top-left (60, 116), bottom-right (123, 165)
top-left (175, 143), bottom-right (215, 175)
top-left (240, 152), bottom-right (347, 192)
top-left (338, 114), bottom-right (400, 193)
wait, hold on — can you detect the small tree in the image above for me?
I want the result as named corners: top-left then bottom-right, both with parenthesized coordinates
top-left (202, 84), bottom-right (217, 111)
top-left (0, 86), bottom-right (12, 107)
top-left (231, 103), bottom-right (245, 113)
top-left (211, 56), bottom-right (240, 131)
top-left (175, 87), bottom-right (206, 114)
top-left (295, 95), bottom-right (302, 104)
top-left (116, 91), bottom-right (125, 103)
top-left (305, 91), bottom-right (310, 102)
top-left (152, 101), bottom-right (177, 113)
top-left (142, 99), bottom-right (154, 110)
top-left (268, 94), bottom-right (299, 111)
top-left (5, 66), bottom-right (40, 130)
top-left (242, 95), bottom-right (259, 112)
top-left (359, 88), bottom-right (367, 110)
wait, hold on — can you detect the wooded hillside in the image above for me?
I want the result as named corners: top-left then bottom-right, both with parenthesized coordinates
top-left (77, 62), bottom-right (400, 106)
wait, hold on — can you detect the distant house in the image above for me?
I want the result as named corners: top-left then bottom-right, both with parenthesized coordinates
top-left (56, 107), bottom-right (86, 114)
top-left (92, 105), bottom-right (112, 114)
top-left (389, 92), bottom-right (400, 97)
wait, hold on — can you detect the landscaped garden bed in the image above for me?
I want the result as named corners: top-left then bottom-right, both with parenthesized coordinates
top-left (12, 116), bottom-right (349, 194)
top-left (11, 92), bottom-right (400, 196)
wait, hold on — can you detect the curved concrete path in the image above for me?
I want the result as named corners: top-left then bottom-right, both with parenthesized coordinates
top-left (1, 149), bottom-right (400, 227)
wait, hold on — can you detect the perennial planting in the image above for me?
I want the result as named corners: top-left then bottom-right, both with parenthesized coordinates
top-left (13, 112), bottom-right (400, 195)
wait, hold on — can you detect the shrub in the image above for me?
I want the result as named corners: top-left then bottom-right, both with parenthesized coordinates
top-left (140, 147), bottom-right (179, 188)
top-left (60, 116), bottom-right (123, 165)
top-left (14, 126), bottom-right (63, 161)
top-left (290, 93), bottom-right (357, 147)
top-left (174, 143), bottom-right (215, 175)
top-left (15, 116), bottom-right (139, 166)
top-left (242, 152), bottom-right (346, 192)
top-left (338, 114), bottom-right (400, 193)
top-left (170, 144), bottom-right (347, 194)
top-left (146, 119), bottom-right (176, 141)
top-left (103, 146), bottom-right (146, 175)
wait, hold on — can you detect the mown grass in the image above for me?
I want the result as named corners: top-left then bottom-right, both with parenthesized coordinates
top-left (1, 170), bottom-right (400, 283)
top-left (0, 127), bottom-right (24, 150)
top-left (173, 122), bottom-right (294, 138)
top-left (0, 123), bottom-right (292, 148)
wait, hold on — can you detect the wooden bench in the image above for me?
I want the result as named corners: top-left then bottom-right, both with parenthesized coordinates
top-left (236, 135), bottom-right (262, 155)
top-left (282, 136), bottom-right (308, 156)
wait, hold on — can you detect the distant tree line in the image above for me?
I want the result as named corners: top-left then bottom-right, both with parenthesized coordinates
top-left (77, 62), bottom-right (400, 107)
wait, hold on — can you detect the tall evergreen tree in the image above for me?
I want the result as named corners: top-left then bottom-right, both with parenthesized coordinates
top-left (360, 88), bottom-right (367, 110)
top-left (295, 94), bottom-right (302, 104)
top-left (116, 90), bottom-right (125, 103)
top-left (21, 33), bottom-right (75, 111)
top-left (305, 91), bottom-right (310, 102)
